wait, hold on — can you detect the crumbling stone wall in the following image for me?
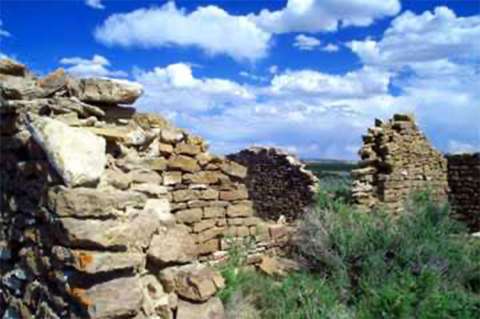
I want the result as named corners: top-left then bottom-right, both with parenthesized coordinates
top-left (227, 147), bottom-right (318, 222)
top-left (351, 114), bottom-right (448, 214)
top-left (0, 59), bottom-right (290, 318)
top-left (446, 153), bottom-right (480, 231)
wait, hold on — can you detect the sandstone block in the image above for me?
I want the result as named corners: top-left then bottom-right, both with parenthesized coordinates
top-left (163, 171), bottom-right (183, 185)
top-left (176, 143), bottom-right (201, 156)
top-left (168, 155), bottom-right (200, 173)
top-left (176, 298), bottom-right (224, 319)
top-left (226, 202), bottom-right (254, 217)
top-left (219, 161), bottom-right (247, 178)
top-left (28, 116), bottom-right (106, 187)
top-left (176, 208), bottom-right (203, 224)
top-left (148, 226), bottom-right (197, 265)
top-left (70, 276), bottom-right (143, 318)
top-left (174, 265), bottom-right (225, 302)
top-left (55, 211), bottom-right (159, 250)
top-left (203, 206), bottom-right (225, 219)
top-left (143, 198), bottom-right (174, 227)
top-left (48, 186), bottom-right (146, 218)
top-left (51, 247), bottom-right (144, 273)
top-left (77, 78), bottom-right (143, 105)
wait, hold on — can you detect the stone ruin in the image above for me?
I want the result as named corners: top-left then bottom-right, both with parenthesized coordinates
top-left (351, 114), bottom-right (449, 214)
top-left (446, 153), bottom-right (480, 231)
top-left (227, 147), bottom-right (318, 222)
top-left (0, 59), bottom-right (292, 319)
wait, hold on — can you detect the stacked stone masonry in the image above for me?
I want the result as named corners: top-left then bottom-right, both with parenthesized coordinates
top-left (0, 59), bottom-right (291, 318)
top-left (227, 147), bottom-right (318, 222)
top-left (446, 153), bottom-right (480, 231)
top-left (351, 114), bottom-right (448, 214)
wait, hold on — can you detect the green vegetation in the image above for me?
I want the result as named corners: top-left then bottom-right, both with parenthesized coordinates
top-left (220, 190), bottom-right (480, 319)
top-left (306, 160), bottom-right (355, 199)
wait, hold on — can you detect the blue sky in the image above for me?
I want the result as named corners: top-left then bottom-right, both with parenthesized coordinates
top-left (1, 0), bottom-right (479, 159)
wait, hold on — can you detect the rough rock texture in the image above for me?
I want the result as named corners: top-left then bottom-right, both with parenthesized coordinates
top-left (227, 147), bottom-right (318, 221)
top-left (351, 114), bottom-right (448, 214)
top-left (446, 153), bottom-right (480, 231)
top-left (0, 59), bottom-right (291, 318)
top-left (28, 116), bottom-right (107, 187)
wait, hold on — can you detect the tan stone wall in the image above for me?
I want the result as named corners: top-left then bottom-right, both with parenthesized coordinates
top-left (0, 60), bottom-right (290, 318)
top-left (227, 147), bottom-right (318, 222)
top-left (351, 114), bottom-right (448, 214)
top-left (446, 153), bottom-right (480, 231)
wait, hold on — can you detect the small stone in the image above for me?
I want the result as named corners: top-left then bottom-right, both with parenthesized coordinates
top-left (163, 171), bottom-right (183, 185)
top-left (176, 208), bottom-right (203, 224)
top-left (226, 202), bottom-right (254, 217)
top-left (161, 128), bottom-right (184, 144)
top-left (168, 155), bottom-right (200, 173)
top-left (203, 207), bottom-right (225, 219)
top-left (176, 298), bottom-right (224, 319)
top-left (174, 264), bottom-right (225, 302)
top-left (219, 161), bottom-right (247, 178)
top-left (143, 198), bottom-right (174, 227)
top-left (131, 183), bottom-right (168, 197)
top-left (176, 143), bottom-right (201, 156)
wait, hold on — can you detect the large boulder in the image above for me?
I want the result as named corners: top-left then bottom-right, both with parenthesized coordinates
top-left (27, 116), bottom-right (106, 187)
top-left (77, 78), bottom-right (143, 105)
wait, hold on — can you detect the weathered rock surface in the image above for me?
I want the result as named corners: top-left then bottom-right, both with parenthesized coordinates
top-left (27, 116), bottom-right (106, 187)
top-left (148, 226), bottom-right (197, 265)
top-left (70, 277), bottom-right (143, 319)
top-left (228, 147), bottom-right (317, 221)
top-left (1, 59), bottom-right (287, 319)
top-left (48, 186), bottom-right (146, 217)
top-left (54, 212), bottom-right (159, 250)
top-left (351, 114), bottom-right (448, 214)
top-left (176, 297), bottom-right (224, 319)
top-left (446, 153), bottom-right (480, 231)
top-left (52, 247), bottom-right (144, 273)
top-left (77, 78), bottom-right (143, 105)
top-left (173, 264), bottom-right (225, 302)
top-left (0, 59), bottom-right (26, 76)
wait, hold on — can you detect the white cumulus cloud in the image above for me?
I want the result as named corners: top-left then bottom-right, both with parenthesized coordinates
top-left (348, 6), bottom-right (480, 68)
top-left (95, 2), bottom-right (271, 61)
top-left (59, 54), bottom-right (127, 78)
top-left (293, 34), bottom-right (321, 50)
top-left (251, 0), bottom-right (401, 33)
top-left (85, 0), bottom-right (105, 10)
top-left (134, 63), bottom-right (255, 115)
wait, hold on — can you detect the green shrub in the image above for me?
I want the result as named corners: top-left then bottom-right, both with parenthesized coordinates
top-left (221, 191), bottom-right (480, 318)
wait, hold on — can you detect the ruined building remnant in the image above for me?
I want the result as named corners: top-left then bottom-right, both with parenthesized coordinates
top-left (446, 153), bottom-right (480, 231)
top-left (0, 59), bottom-right (291, 319)
top-left (351, 114), bottom-right (448, 213)
top-left (228, 147), bottom-right (318, 222)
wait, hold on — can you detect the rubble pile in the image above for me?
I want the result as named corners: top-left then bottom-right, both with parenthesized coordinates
top-left (446, 153), bottom-right (480, 231)
top-left (0, 59), bottom-right (291, 319)
top-left (228, 147), bottom-right (317, 221)
top-left (351, 114), bottom-right (448, 214)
